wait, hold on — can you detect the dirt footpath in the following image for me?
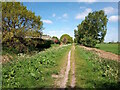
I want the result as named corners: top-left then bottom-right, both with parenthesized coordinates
top-left (80, 45), bottom-right (119, 62)
top-left (53, 44), bottom-right (76, 88)
top-left (53, 50), bottom-right (71, 88)
top-left (70, 45), bottom-right (76, 88)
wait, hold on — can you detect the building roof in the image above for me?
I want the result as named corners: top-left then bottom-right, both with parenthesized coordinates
top-left (25, 35), bottom-right (52, 40)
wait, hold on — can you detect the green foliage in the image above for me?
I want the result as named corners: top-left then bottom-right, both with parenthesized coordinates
top-left (74, 10), bottom-right (108, 47)
top-left (52, 36), bottom-right (60, 44)
top-left (75, 45), bottom-right (119, 88)
top-left (60, 34), bottom-right (73, 44)
top-left (2, 45), bottom-right (72, 88)
top-left (2, 2), bottom-right (43, 53)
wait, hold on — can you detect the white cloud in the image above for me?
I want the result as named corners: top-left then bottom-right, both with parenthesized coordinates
top-left (80, 6), bottom-right (86, 9)
top-left (104, 27), bottom-right (118, 42)
top-left (75, 8), bottom-right (92, 20)
top-left (57, 13), bottom-right (68, 20)
top-left (45, 28), bottom-right (73, 39)
top-left (109, 15), bottom-right (118, 22)
top-left (62, 13), bottom-right (68, 18)
top-left (52, 13), bottom-right (56, 17)
top-left (74, 27), bottom-right (78, 30)
top-left (47, 30), bottom-right (64, 38)
top-left (42, 19), bottom-right (53, 24)
top-left (60, 30), bottom-right (65, 33)
top-left (48, 30), bottom-right (56, 34)
top-left (103, 7), bottom-right (117, 15)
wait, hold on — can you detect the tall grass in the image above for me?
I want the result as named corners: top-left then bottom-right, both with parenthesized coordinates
top-left (75, 45), bottom-right (119, 88)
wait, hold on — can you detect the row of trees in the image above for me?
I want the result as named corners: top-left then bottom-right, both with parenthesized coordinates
top-left (52, 34), bottom-right (73, 44)
top-left (74, 10), bottom-right (108, 47)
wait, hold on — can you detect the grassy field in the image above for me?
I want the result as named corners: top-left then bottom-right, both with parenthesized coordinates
top-left (96, 43), bottom-right (119, 55)
top-left (75, 45), bottom-right (119, 88)
top-left (2, 45), bottom-right (71, 88)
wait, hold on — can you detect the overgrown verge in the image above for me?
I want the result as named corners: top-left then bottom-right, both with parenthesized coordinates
top-left (75, 45), bottom-right (119, 88)
top-left (2, 45), bottom-right (71, 88)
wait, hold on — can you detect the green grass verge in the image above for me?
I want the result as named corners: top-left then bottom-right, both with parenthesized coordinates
top-left (51, 44), bottom-right (60, 47)
top-left (2, 45), bottom-right (71, 88)
top-left (75, 45), bottom-right (119, 88)
top-left (96, 43), bottom-right (119, 55)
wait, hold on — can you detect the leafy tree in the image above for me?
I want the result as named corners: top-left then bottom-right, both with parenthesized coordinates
top-left (74, 29), bottom-right (79, 43)
top-left (52, 36), bottom-right (60, 44)
top-left (74, 10), bottom-right (108, 47)
top-left (60, 34), bottom-right (73, 44)
top-left (2, 2), bottom-right (43, 53)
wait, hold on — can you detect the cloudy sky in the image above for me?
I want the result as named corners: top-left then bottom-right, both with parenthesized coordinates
top-left (23, 2), bottom-right (118, 42)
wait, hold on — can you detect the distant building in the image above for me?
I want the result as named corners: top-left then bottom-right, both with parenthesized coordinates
top-left (25, 35), bottom-right (52, 40)
top-left (41, 35), bottom-right (52, 40)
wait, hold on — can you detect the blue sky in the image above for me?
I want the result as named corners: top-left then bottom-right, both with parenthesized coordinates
top-left (23, 2), bottom-right (118, 42)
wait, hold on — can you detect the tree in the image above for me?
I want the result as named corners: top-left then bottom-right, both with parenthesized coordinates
top-left (52, 36), bottom-right (60, 44)
top-left (60, 34), bottom-right (73, 44)
top-left (74, 10), bottom-right (108, 47)
top-left (74, 29), bottom-right (79, 43)
top-left (2, 2), bottom-right (43, 53)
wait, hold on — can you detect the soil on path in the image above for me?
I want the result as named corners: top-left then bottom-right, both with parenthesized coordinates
top-left (53, 44), bottom-right (76, 88)
top-left (61, 50), bottom-right (71, 88)
top-left (70, 45), bottom-right (76, 88)
top-left (80, 45), bottom-right (119, 62)
top-left (54, 50), bottom-right (71, 88)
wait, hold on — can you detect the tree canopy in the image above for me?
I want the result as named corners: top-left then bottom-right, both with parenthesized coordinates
top-left (52, 36), bottom-right (60, 44)
top-left (74, 10), bottom-right (108, 47)
top-left (2, 2), bottom-right (43, 53)
top-left (60, 34), bottom-right (73, 44)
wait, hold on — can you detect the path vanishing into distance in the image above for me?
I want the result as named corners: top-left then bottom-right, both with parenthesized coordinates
top-left (54, 44), bottom-right (76, 88)
top-left (53, 44), bottom-right (119, 88)
top-left (60, 50), bottom-right (71, 88)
